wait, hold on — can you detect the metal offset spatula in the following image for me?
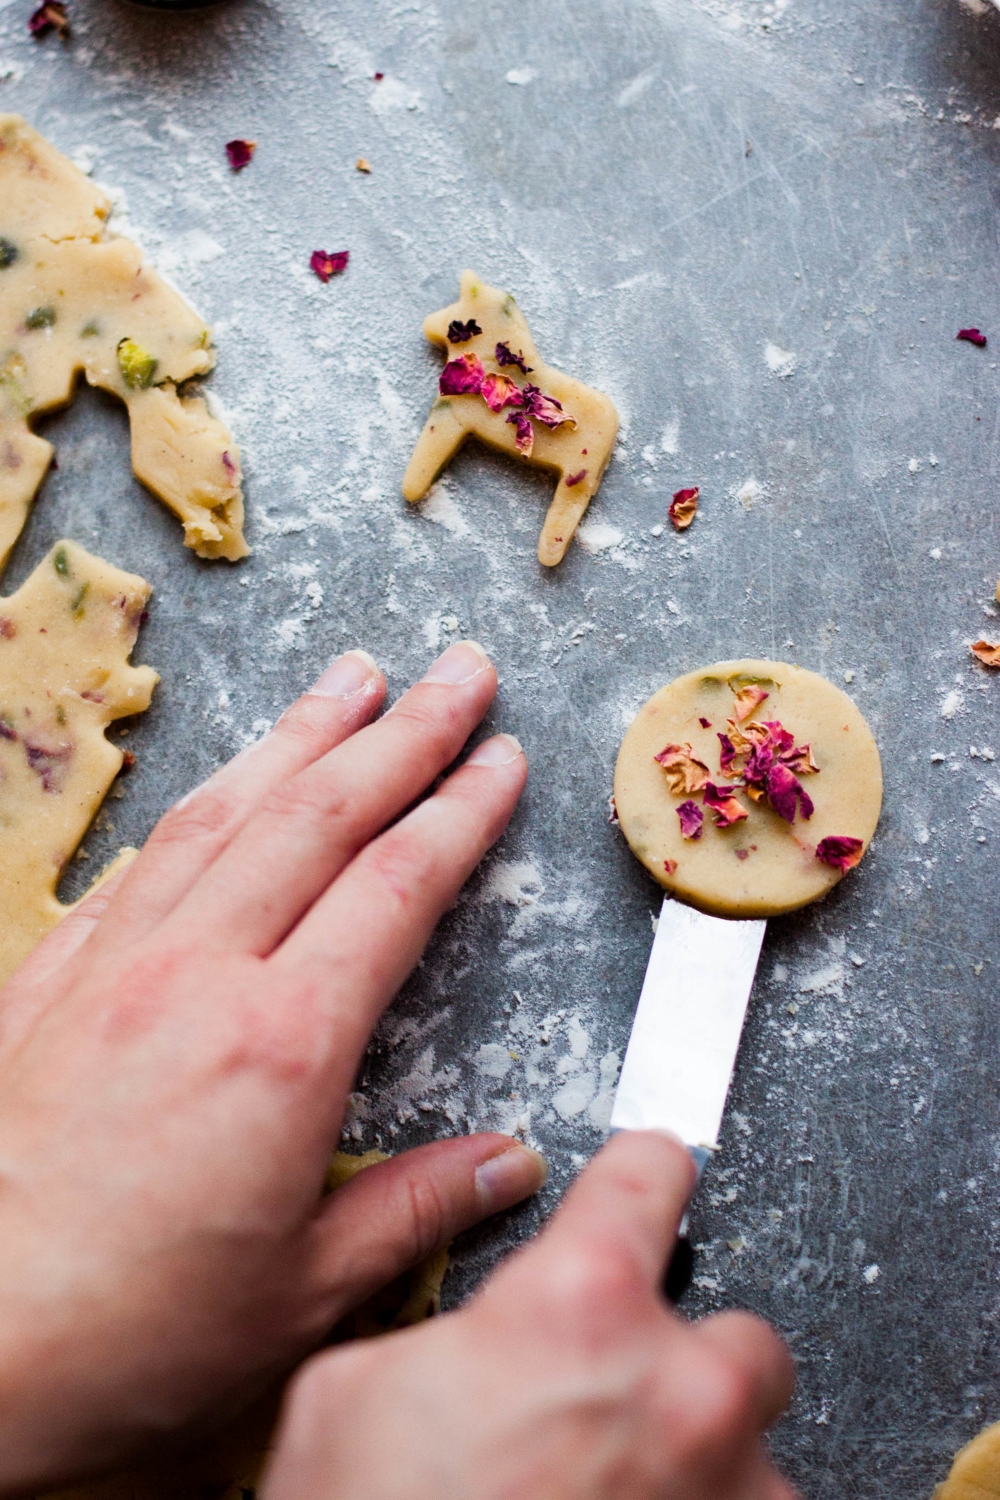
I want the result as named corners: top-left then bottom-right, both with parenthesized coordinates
top-left (610, 896), bottom-right (767, 1301)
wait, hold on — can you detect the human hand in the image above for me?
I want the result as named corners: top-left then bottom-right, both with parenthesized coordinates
top-left (264, 1132), bottom-right (797, 1500)
top-left (0, 641), bottom-right (546, 1493)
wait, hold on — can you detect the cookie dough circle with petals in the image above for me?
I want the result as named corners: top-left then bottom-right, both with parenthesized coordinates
top-left (614, 660), bottom-right (882, 919)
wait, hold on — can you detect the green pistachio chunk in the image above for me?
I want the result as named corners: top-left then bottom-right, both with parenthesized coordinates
top-left (0, 238), bottom-right (17, 270)
top-left (80, 320), bottom-right (100, 338)
top-left (117, 338), bottom-right (158, 390)
top-left (24, 306), bottom-right (56, 330)
top-left (53, 547), bottom-right (69, 577)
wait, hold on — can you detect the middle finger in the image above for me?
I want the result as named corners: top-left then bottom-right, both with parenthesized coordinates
top-left (157, 640), bottom-right (497, 956)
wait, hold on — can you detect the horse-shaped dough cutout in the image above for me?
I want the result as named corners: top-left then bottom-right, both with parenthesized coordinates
top-left (0, 114), bottom-right (247, 567)
top-left (403, 271), bottom-right (619, 566)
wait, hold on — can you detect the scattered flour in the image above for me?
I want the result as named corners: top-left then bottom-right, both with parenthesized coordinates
top-left (764, 342), bottom-right (797, 379)
top-left (731, 477), bottom-right (766, 511)
top-left (940, 689), bottom-right (964, 720)
top-left (481, 859), bottom-right (544, 907)
top-left (505, 67), bottom-right (537, 86)
top-left (417, 482), bottom-right (471, 537)
top-left (576, 521), bottom-right (624, 554)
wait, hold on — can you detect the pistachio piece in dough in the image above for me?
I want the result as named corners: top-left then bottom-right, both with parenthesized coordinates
top-left (402, 270), bottom-right (619, 566)
top-left (0, 114), bottom-right (247, 565)
top-left (614, 660), bottom-right (882, 919)
top-left (0, 540), bottom-right (158, 985)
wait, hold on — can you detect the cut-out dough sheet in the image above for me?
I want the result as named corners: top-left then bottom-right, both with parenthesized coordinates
top-left (0, 113), bottom-right (247, 564)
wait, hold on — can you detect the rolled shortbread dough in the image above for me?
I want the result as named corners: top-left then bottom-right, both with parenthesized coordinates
top-left (614, 659), bottom-right (882, 918)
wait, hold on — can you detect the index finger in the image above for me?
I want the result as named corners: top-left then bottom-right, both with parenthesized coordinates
top-left (497, 1131), bottom-right (696, 1298)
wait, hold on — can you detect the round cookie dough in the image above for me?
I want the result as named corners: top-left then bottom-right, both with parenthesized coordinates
top-left (614, 659), bottom-right (882, 918)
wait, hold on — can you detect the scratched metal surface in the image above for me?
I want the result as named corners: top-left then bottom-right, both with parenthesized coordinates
top-left (2, 0), bottom-right (1000, 1492)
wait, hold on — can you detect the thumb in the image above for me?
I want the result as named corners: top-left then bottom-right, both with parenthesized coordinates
top-left (304, 1134), bottom-right (547, 1316)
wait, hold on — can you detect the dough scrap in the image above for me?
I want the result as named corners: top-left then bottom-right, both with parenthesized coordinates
top-left (0, 540), bottom-right (157, 986)
top-left (402, 270), bottom-right (619, 566)
top-left (0, 114), bottom-right (247, 565)
top-left (37, 1151), bottom-right (449, 1500)
top-left (614, 659), bottom-right (882, 919)
top-left (934, 1420), bottom-right (1000, 1499)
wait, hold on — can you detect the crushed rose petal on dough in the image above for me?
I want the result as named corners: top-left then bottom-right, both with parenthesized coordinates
top-left (654, 742), bottom-right (711, 795)
top-left (663, 858), bottom-right (678, 875)
top-left (669, 487), bottom-right (699, 531)
top-left (480, 372), bottom-right (523, 412)
top-left (677, 800), bottom-right (704, 840)
top-left (520, 383), bottom-right (576, 431)
top-left (815, 835), bottom-right (864, 871)
top-left (565, 469), bottom-right (587, 487)
top-left (507, 411), bottom-right (534, 454)
top-left (703, 782), bottom-right (749, 828)
top-left (439, 353), bottom-right (485, 396)
top-left (310, 249), bottom-right (349, 283)
top-left (447, 319), bottom-right (481, 344)
top-left (763, 762), bottom-right (814, 823)
top-left (732, 685), bottom-right (769, 722)
top-left (495, 341), bottom-right (533, 374)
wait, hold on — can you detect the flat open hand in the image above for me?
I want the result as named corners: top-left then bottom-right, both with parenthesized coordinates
top-left (0, 641), bottom-right (545, 1494)
top-left (265, 1132), bottom-right (798, 1500)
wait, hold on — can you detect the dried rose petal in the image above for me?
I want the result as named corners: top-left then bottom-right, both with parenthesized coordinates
top-left (0, 617), bottom-right (15, 640)
top-left (782, 741), bottom-right (819, 775)
top-left (565, 469), bottom-right (587, 487)
top-left (957, 328), bottom-right (987, 348)
top-left (703, 781), bottom-right (749, 828)
top-left (725, 718), bottom-right (753, 756)
top-left (717, 732), bottom-right (738, 774)
top-left (447, 319), bottom-right (482, 344)
top-left (29, 1), bottom-right (68, 37)
top-left (439, 353), bottom-right (485, 397)
top-left (24, 738), bottom-right (72, 792)
top-left (310, 249), bottom-right (349, 282)
top-left (815, 835), bottom-right (864, 872)
top-left (735, 848), bottom-right (749, 861)
top-left (0, 718), bottom-right (17, 741)
top-left (520, 384), bottom-right (576, 430)
top-left (732, 685), bottom-right (769, 722)
top-left (677, 800), bottom-right (704, 839)
top-left (495, 341), bottom-right (533, 374)
top-left (971, 639), bottom-right (1000, 667)
top-left (480, 372), bottom-right (523, 412)
top-left (669, 486), bottom-right (699, 531)
top-left (225, 138), bottom-right (256, 171)
top-left (507, 411), bottom-right (534, 454)
top-left (663, 858), bottom-right (678, 875)
top-left (699, 717), bottom-right (711, 728)
top-left (373, 71), bottom-right (384, 80)
top-left (608, 795), bottom-right (619, 825)
top-left (764, 763), bottom-right (813, 823)
top-left (654, 742), bottom-right (711, 794)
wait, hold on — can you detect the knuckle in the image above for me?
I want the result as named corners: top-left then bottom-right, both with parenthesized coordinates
top-left (399, 1173), bottom-right (449, 1263)
top-left (152, 788), bottom-right (239, 848)
top-left (667, 1347), bottom-right (757, 1466)
top-left (361, 830), bottom-right (435, 913)
top-left (258, 773), bottom-right (351, 833)
top-left (531, 1243), bottom-right (644, 1330)
top-left (274, 700), bottom-right (343, 756)
top-left (387, 693), bottom-right (467, 748)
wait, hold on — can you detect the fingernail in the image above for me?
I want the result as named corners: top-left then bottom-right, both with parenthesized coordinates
top-left (466, 733), bottom-right (524, 768)
top-left (422, 639), bottom-right (491, 686)
top-left (475, 1144), bottom-right (548, 1214)
top-left (309, 649), bottom-right (380, 699)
